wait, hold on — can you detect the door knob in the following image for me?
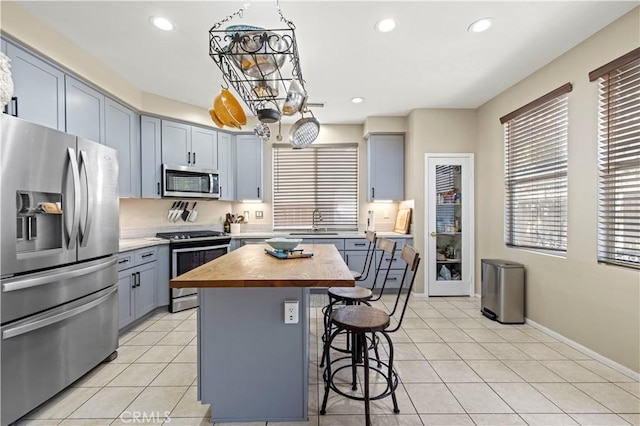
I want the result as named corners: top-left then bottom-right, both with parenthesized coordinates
top-left (430, 232), bottom-right (437, 237)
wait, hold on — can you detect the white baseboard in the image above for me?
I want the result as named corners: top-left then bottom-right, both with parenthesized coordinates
top-left (525, 318), bottom-right (639, 381)
top-left (426, 292), bottom-right (638, 380)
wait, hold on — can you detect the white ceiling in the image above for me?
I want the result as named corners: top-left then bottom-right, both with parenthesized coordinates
top-left (14, 1), bottom-right (637, 124)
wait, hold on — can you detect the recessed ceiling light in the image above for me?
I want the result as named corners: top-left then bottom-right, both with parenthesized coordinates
top-left (468, 17), bottom-right (493, 33)
top-left (151, 16), bottom-right (174, 31)
top-left (351, 97), bottom-right (364, 104)
top-left (375, 18), bottom-right (396, 33)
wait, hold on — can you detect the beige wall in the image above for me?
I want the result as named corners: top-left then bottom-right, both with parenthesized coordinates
top-left (476, 8), bottom-right (640, 372)
top-left (405, 109), bottom-right (477, 294)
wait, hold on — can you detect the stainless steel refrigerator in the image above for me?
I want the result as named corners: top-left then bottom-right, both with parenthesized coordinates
top-left (1, 115), bottom-right (120, 426)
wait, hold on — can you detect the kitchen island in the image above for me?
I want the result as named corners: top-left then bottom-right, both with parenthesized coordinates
top-left (170, 243), bottom-right (354, 423)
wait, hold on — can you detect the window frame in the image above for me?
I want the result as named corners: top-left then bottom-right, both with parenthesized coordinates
top-left (590, 47), bottom-right (640, 270)
top-left (500, 83), bottom-right (572, 254)
top-left (272, 143), bottom-right (359, 231)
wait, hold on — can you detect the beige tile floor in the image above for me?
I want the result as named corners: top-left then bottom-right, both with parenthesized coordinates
top-left (14, 296), bottom-right (640, 426)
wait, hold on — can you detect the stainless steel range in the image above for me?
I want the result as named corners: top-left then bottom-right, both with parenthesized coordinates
top-left (156, 230), bottom-right (231, 312)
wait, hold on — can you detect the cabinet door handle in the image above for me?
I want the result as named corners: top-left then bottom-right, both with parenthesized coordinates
top-left (354, 243), bottom-right (366, 247)
top-left (131, 273), bottom-right (136, 289)
top-left (136, 272), bottom-right (141, 287)
top-left (157, 182), bottom-right (160, 195)
top-left (13, 97), bottom-right (18, 117)
top-left (371, 187), bottom-right (375, 199)
top-left (118, 258), bottom-right (130, 265)
top-left (387, 277), bottom-right (398, 281)
top-left (193, 152), bottom-right (196, 164)
top-left (187, 152), bottom-right (191, 164)
top-left (220, 186), bottom-right (223, 198)
top-left (257, 187), bottom-right (260, 198)
top-left (141, 253), bottom-right (154, 258)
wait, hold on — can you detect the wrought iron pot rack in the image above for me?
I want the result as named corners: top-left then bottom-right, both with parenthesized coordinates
top-left (208, 3), bottom-right (307, 119)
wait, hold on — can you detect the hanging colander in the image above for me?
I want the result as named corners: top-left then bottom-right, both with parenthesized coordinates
top-left (289, 112), bottom-right (320, 149)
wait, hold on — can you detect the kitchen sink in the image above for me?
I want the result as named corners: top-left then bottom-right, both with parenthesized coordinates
top-left (289, 232), bottom-right (339, 236)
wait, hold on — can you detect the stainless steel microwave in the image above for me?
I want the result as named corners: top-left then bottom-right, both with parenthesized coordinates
top-left (162, 164), bottom-right (220, 199)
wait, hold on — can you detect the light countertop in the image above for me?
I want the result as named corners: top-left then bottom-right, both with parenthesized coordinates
top-left (119, 231), bottom-right (412, 253)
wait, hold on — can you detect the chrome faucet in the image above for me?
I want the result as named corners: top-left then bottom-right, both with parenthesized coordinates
top-left (312, 209), bottom-right (323, 231)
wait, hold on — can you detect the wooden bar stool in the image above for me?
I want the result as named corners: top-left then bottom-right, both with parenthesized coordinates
top-left (320, 245), bottom-right (421, 426)
top-left (320, 237), bottom-right (396, 368)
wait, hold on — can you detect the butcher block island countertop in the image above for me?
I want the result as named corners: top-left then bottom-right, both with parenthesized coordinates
top-left (170, 243), bottom-right (354, 288)
top-left (173, 243), bottom-right (355, 423)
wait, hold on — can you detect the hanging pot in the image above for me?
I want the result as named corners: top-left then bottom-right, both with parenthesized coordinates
top-left (257, 108), bottom-right (281, 124)
top-left (289, 114), bottom-right (320, 149)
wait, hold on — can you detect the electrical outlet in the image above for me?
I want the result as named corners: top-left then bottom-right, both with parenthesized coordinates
top-left (255, 210), bottom-right (263, 219)
top-left (284, 300), bottom-right (299, 324)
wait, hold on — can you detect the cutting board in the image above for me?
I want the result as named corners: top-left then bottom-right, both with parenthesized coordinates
top-left (393, 208), bottom-right (412, 234)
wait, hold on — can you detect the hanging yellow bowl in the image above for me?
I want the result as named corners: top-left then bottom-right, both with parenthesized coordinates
top-left (209, 107), bottom-right (224, 128)
top-left (214, 89), bottom-right (247, 128)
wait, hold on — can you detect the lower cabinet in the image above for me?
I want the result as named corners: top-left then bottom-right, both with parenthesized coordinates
top-left (118, 247), bottom-right (158, 330)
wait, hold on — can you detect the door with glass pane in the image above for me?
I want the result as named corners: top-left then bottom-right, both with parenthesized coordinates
top-left (426, 154), bottom-right (474, 296)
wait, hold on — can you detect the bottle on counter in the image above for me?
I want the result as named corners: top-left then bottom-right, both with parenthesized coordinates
top-left (224, 218), bottom-right (231, 234)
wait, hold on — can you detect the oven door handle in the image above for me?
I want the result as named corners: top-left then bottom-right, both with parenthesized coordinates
top-left (171, 244), bottom-right (230, 254)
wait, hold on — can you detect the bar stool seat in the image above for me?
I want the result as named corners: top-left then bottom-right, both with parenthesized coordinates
top-left (331, 305), bottom-right (390, 332)
top-left (350, 270), bottom-right (363, 280)
top-left (328, 286), bottom-right (371, 302)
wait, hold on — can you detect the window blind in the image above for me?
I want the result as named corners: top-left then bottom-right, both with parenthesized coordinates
top-left (591, 48), bottom-right (640, 270)
top-left (272, 145), bottom-right (358, 230)
top-left (501, 84), bottom-right (571, 253)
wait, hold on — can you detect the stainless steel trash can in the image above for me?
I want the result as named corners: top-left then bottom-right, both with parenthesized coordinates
top-left (481, 259), bottom-right (525, 324)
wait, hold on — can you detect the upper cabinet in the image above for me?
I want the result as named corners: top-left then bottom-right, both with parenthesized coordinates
top-left (4, 42), bottom-right (65, 131)
top-left (140, 116), bottom-right (162, 199)
top-left (65, 76), bottom-right (105, 143)
top-left (217, 132), bottom-right (235, 201)
top-left (191, 126), bottom-right (218, 170)
top-left (235, 135), bottom-right (263, 201)
top-left (161, 120), bottom-right (218, 169)
top-left (367, 134), bottom-right (404, 201)
top-left (105, 99), bottom-right (140, 198)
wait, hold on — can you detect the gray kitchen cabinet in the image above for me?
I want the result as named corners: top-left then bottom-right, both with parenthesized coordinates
top-left (191, 125), bottom-right (217, 170)
top-left (235, 134), bottom-right (263, 201)
top-left (156, 244), bottom-right (170, 307)
top-left (140, 116), bottom-right (162, 198)
top-left (117, 246), bottom-right (158, 330)
top-left (230, 239), bottom-right (241, 251)
top-left (161, 120), bottom-right (191, 166)
top-left (4, 41), bottom-right (65, 130)
top-left (367, 134), bottom-right (404, 201)
top-left (105, 98), bottom-right (140, 197)
top-left (117, 270), bottom-right (135, 329)
top-left (161, 120), bottom-right (218, 169)
top-left (65, 75), bottom-right (105, 143)
top-left (1, 39), bottom-right (6, 53)
top-left (344, 238), bottom-right (375, 289)
top-left (217, 132), bottom-right (235, 200)
top-left (374, 238), bottom-right (413, 289)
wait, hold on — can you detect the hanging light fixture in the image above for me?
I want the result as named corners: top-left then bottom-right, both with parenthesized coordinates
top-left (209, 1), bottom-right (320, 148)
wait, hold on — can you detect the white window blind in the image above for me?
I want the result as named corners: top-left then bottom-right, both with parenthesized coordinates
top-left (590, 48), bottom-right (640, 270)
top-left (272, 145), bottom-right (358, 230)
top-left (501, 83), bottom-right (572, 253)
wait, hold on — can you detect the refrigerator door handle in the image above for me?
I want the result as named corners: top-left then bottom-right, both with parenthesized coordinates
top-left (2, 286), bottom-right (117, 340)
top-left (66, 147), bottom-right (81, 250)
top-left (1, 257), bottom-right (117, 293)
top-left (79, 150), bottom-right (94, 247)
